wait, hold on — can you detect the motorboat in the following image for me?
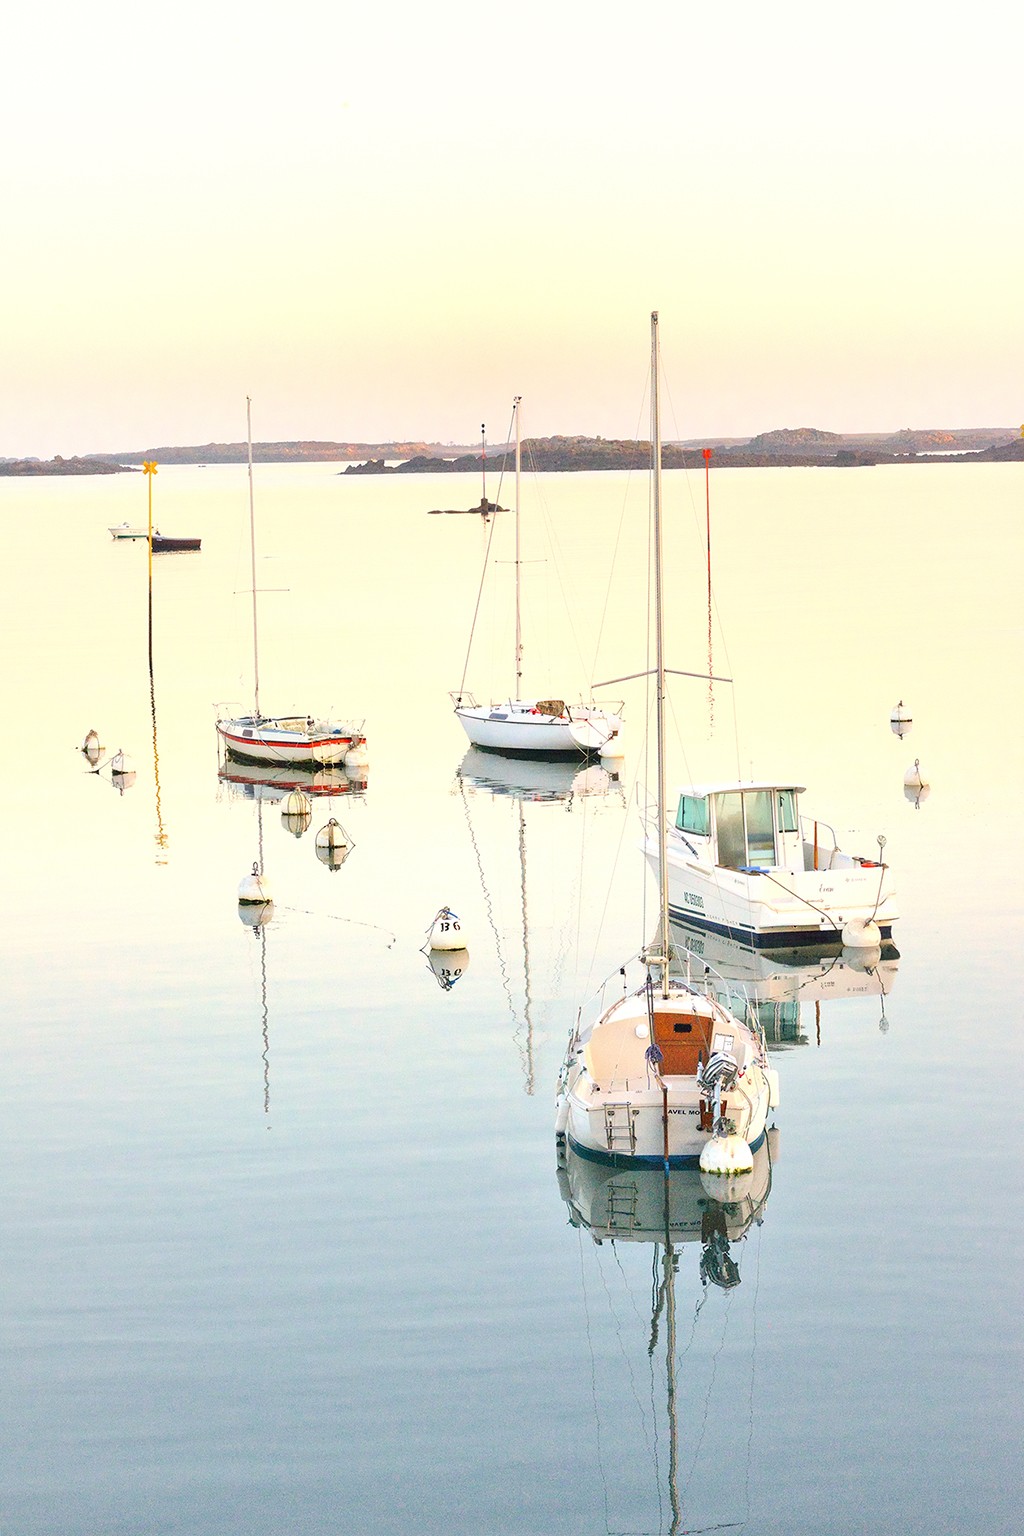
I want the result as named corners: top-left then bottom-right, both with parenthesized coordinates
top-left (108, 522), bottom-right (148, 539)
top-left (555, 315), bottom-right (776, 1173)
top-left (151, 532), bottom-right (201, 552)
top-left (216, 399), bottom-right (366, 769)
top-left (647, 779), bottom-right (899, 947)
top-left (453, 396), bottom-right (624, 759)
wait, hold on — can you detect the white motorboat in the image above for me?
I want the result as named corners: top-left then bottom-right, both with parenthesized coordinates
top-left (453, 396), bottom-right (624, 760)
top-left (216, 400), bottom-right (366, 769)
top-left (647, 778), bottom-right (899, 948)
top-left (556, 314), bottom-right (776, 1173)
top-left (108, 522), bottom-right (148, 539)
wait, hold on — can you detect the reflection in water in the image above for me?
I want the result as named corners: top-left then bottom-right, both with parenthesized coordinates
top-left (456, 749), bottom-right (625, 1092)
top-left (559, 1138), bottom-right (774, 1534)
top-left (669, 917), bottom-right (899, 1043)
top-left (218, 756), bottom-right (366, 803)
top-left (149, 674), bottom-right (168, 865)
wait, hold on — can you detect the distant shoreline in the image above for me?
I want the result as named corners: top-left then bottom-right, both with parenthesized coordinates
top-left (2, 427), bottom-right (1020, 476)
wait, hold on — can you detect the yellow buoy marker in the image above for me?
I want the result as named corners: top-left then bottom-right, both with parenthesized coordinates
top-left (427, 906), bottom-right (465, 950)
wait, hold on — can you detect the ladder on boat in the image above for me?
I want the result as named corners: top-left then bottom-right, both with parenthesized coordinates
top-left (603, 1103), bottom-right (638, 1155)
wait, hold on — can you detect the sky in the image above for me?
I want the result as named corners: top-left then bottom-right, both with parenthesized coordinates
top-left (3, 0), bottom-right (1021, 457)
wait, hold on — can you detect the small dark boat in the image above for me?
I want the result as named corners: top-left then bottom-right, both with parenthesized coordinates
top-left (151, 532), bottom-right (201, 552)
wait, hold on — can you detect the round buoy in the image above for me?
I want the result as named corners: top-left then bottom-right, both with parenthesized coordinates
top-left (427, 946), bottom-right (470, 991)
top-left (842, 916), bottom-right (881, 948)
top-left (904, 782), bottom-right (930, 810)
top-left (110, 749), bottom-right (134, 775)
top-left (238, 899), bottom-right (274, 929)
top-left (427, 906), bottom-right (465, 950)
top-left (315, 818), bottom-right (352, 870)
top-left (599, 730), bottom-right (625, 761)
top-left (904, 758), bottom-right (927, 789)
top-left (238, 863), bottom-right (272, 905)
top-left (282, 788), bottom-right (311, 819)
top-left (344, 744), bottom-right (369, 770)
top-left (699, 1132), bottom-right (754, 1176)
top-left (890, 700), bottom-right (912, 738)
top-left (700, 1166), bottom-right (754, 1203)
top-left (842, 942), bottom-right (882, 972)
top-left (81, 729), bottom-right (103, 765)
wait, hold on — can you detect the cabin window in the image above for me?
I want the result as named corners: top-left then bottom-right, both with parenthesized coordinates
top-left (676, 795), bottom-right (709, 836)
top-left (776, 789), bottom-right (798, 833)
top-left (745, 790), bottom-right (775, 864)
top-left (714, 793), bottom-right (746, 869)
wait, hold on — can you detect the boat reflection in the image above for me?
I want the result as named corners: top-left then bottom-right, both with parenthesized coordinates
top-left (218, 758), bottom-right (367, 804)
top-left (670, 917), bottom-right (899, 1044)
top-left (457, 746), bottom-right (623, 804)
top-left (558, 1136), bottom-right (775, 1533)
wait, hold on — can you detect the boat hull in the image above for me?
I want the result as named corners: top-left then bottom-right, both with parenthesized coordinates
top-left (648, 839), bottom-right (899, 947)
top-left (151, 535), bottom-right (201, 552)
top-left (455, 702), bottom-right (622, 760)
top-left (217, 718), bottom-right (362, 767)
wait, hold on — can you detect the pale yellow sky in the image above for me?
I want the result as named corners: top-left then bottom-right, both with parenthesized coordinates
top-left (3, 0), bottom-right (1021, 456)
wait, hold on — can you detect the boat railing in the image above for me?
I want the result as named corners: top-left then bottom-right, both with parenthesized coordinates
top-left (799, 813), bottom-right (842, 870)
top-left (450, 689), bottom-right (478, 707)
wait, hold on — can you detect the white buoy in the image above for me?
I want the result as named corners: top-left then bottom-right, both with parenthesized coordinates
top-left (904, 758), bottom-right (927, 789)
top-left (427, 906), bottom-right (465, 950)
top-left (81, 728), bottom-right (103, 766)
top-left (599, 729), bottom-right (625, 761)
top-left (281, 789), bottom-right (312, 838)
top-left (427, 946), bottom-right (470, 990)
top-left (700, 1166), bottom-right (754, 1203)
top-left (904, 781), bottom-right (931, 809)
top-left (110, 749), bottom-right (134, 775)
top-left (344, 743), bottom-right (369, 770)
top-left (842, 942), bottom-right (882, 972)
top-left (238, 862), bottom-right (272, 905)
top-left (315, 818), bottom-right (352, 869)
top-left (842, 916), bottom-right (882, 948)
top-left (699, 1132), bottom-right (754, 1176)
top-left (890, 700), bottom-right (912, 738)
top-left (238, 899), bottom-right (274, 929)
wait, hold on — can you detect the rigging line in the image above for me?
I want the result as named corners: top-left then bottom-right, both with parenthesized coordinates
top-left (516, 798), bottom-right (535, 1095)
top-left (278, 906), bottom-right (396, 945)
top-left (456, 774), bottom-right (518, 1029)
top-left (578, 1225), bottom-right (613, 1536)
top-left (596, 1242), bottom-right (658, 1532)
top-left (522, 438), bottom-right (592, 689)
top-left (457, 401), bottom-right (517, 696)
top-left (589, 367), bottom-right (652, 683)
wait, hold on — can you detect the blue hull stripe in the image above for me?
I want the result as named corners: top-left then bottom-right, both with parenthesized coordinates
top-left (668, 903), bottom-right (894, 949)
top-left (566, 1127), bottom-right (767, 1170)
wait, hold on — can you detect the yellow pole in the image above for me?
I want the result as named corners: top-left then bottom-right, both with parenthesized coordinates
top-left (143, 460), bottom-right (158, 670)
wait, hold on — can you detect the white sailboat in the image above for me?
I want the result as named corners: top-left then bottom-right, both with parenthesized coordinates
top-left (453, 397), bottom-right (624, 759)
top-left (216, 400), bottom-right (366, 769)
top-left (556, 313), bottom-right (776, 1173)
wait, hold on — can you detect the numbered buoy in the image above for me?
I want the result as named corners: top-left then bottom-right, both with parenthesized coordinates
top-left (904, 758), bottom-right (928, 789)
top-left (890, 700), bottom-right (912, 738)
top-left (842, 916), bottom-right (882, 948)
top-left (427, 947), bottom-right (470, 991)
top-left (81, 728), bottom-right (103, 766)
top-left (699, 1132), bottom-right (754, 1176)
top-left (238, 862), bottom-right (272, 905)
top-left (281, 789), bottom-right (312, 838)
top-left (427, 906), bottom-right (465, 950)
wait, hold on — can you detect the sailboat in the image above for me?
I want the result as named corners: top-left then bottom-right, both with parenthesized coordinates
top-left (452, 397), bottom-right (624, 759)
top-left (556, 313), bottom-right (776, 1172)
top-left (216, 400), bottom-right (367, 769)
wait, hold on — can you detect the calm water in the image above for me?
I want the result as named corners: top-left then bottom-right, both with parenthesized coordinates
top-left (2, 459), bottom-right (1022, 1535)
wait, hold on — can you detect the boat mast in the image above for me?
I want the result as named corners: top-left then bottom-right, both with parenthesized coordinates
top-left (514, 396), bottom-right (523, 697)
top-left (651, 313), bottom-right (670, 998)
top-left (246, 397), bottom-right (261, 719)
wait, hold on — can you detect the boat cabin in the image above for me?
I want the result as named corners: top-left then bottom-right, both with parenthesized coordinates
top-left (673, 781), bottom-right (807, 873)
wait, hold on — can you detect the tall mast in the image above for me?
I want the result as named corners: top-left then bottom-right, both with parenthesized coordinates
top-left (246, 397), bottom-right (260, 718)
top-left (651, 313), bottom-right (670, 997)
top-left (514, 396), bottom-right (523, 696)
